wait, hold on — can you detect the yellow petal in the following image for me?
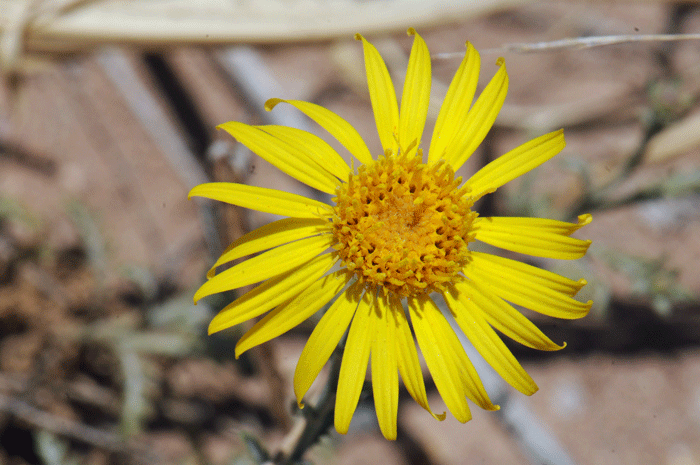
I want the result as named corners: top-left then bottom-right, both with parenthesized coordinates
top-left (355, 33), bottom-right (399, 155)
top-left (390, 293), bottom-right (445, 421)
top-left (209, 217), bottom-right (331, 279)
top-left (235, 270), bottom-right (348, 357)
top-left (477, 213), bottom-right (592, 235)
top-left (467, 251), bottom-right (586, 297)
top-left (265, 98), bottom-right (373, 165)
top-left (453, 279), bottom-right (564, 351)
top-left (428, 42), bottom-right (480, 165)
top-left (444, 286), bottom-right (538, 396)
top-left (258, 125), bottom-right (350, 181)
top-left (398, 28), bottom-right (430, 158)
top-left (335, 290), bottom-right (374, 434)
top-left (189, 183), bottom-right (332, 218)
top-left (409, 294), bottom-right (470, 423)
top-left (424, 297), bottom-right (498, 412)
top-left (372, 292), bottom-right (399, 440)
top-left (193, 235), bottom-right (334, 302)
top-left (464, 129), bottom-right (565, 198)
top-left (446, 57), bottom-right (508, 170)
top-left (208, 253), bottom-right (337, 334)
top-left (217, 122), bottom-right (338, 194)
top-left (294, 281), bottom-right (364, 407)
top-left (473, 214), bottom-right (592, 260)
top-left (465, 251), bottom-right (592, 319)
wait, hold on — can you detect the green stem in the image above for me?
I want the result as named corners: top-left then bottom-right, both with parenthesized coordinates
top-left (281, 351), bottom-right (342, 465)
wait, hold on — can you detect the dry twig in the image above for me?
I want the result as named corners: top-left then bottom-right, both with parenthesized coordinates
top-left (434, 33), bottom-right (700, 58)
top-left (0, 393), bottom-right (123, 451)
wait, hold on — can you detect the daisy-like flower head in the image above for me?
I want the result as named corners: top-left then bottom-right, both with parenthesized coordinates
top-left (190, 29), bottom-right (592, 440)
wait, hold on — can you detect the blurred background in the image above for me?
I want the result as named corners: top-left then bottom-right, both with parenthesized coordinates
top-left (1, 1), bottom-right (700, 464)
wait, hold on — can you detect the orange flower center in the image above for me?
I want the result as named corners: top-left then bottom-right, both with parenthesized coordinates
top-left (332, 152), bottom-right (476, 296)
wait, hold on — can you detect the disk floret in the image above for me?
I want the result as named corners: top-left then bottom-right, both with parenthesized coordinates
top-left (332, 153), bottom-right (476, 296)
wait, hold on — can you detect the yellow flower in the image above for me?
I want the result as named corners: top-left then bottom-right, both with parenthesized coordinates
top-left (190, 29), bottom-right (592, 440)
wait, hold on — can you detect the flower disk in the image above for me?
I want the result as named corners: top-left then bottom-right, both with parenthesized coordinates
top-left (333, 152), bottom-right (477, 296)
